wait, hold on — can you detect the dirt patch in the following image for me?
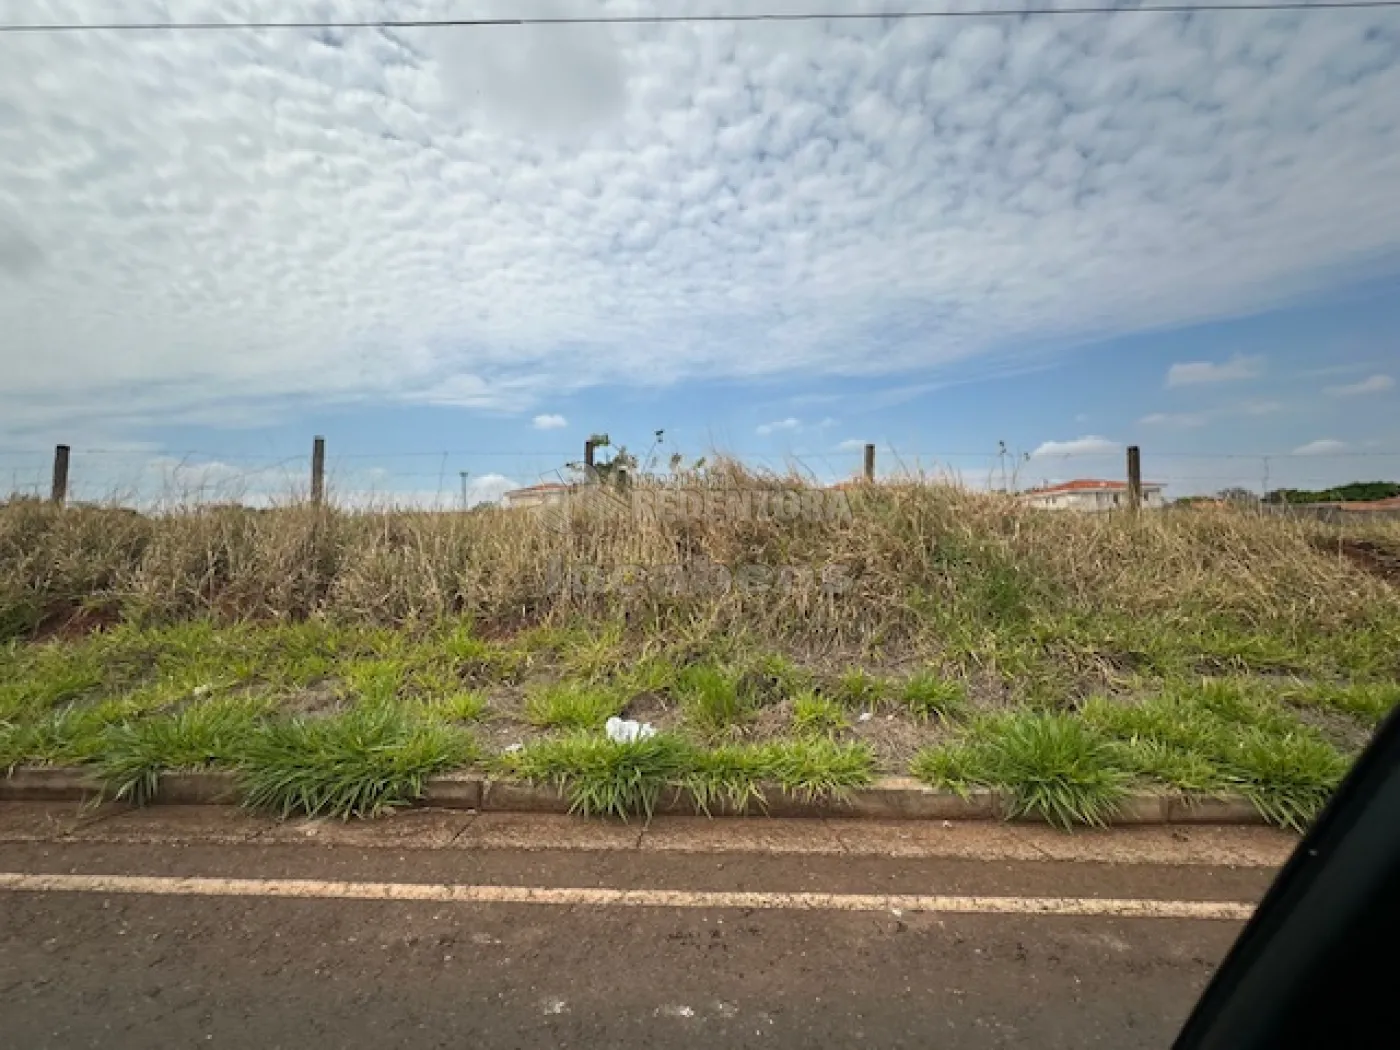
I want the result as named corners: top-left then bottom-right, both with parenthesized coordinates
top-left (473, 716), bottom-right (550, 756)
top-left (850, 711), bottom-right (948, 773)
top-left (472, 688), bottom-right (536, 755)
top-left (1333, 538), bottom-right (1400, 585)
top-left (618, 689), bottom-right (685, 733)
top-left (747, 697), bottom-right (797, 743)
top-left (30, 603), bottom-right (122, 642)
top-left (1288, 703), bottom-right (1376, 756)
top-left (279, 680), bottom-right (347, 719)
top-left (746, 696), bottom-right (947, 773)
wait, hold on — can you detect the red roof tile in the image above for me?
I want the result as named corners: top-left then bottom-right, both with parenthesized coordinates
top-left (1327, 496), bottom-right (1400, 511)
top-left (1022, 479), bottom-right (1163, 496)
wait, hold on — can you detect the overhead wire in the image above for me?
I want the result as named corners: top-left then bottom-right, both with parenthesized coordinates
top-left (3, 1), bottom-right (1400, 32)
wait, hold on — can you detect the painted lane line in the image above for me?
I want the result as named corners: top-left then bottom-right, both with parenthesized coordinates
top-left (0, 872), bottom-right (1255, 920)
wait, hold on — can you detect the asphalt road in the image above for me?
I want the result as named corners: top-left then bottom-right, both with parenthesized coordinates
top-left (0, 805), bottom-right (1291, 1050)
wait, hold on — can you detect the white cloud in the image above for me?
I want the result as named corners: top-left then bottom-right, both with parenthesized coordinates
top-left (1240, 399), bottom-right (1286, 416)
top-left (327, 472), bottom-right (518, 510)
top-left (1292, 439), bottom-right (1350, 456)
top-left (789, 393), bottom-right (842, 408)
top-left (1074, 413), bottom-right (1090, 424)
top-left (1030, 435), bottom-right (1121, 458)
top-left (464, 472), bottom-right (517, 506)
top-left (4, 5), bottom-right (1400, 439)
top-left (1166, 355), bottom-right (1264, 388)
top-left (532, 413), bottom-right (568, 430)
top-left (836, 438), bottom-right (869, 451)
top-left (756, 417), bottom-right (801, 436)
top-left (430, 10), bottom-right (626, 137)
top-left (1139, 412), bottom-right (1207, 427)
top-left (1325, 374), bottom-right (1395, 397)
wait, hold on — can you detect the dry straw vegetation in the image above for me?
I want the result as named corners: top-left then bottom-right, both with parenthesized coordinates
top-left (1, 464), bottom-right (1397, 826)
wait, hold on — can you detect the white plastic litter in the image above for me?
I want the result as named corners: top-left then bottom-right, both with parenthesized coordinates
top-left (605, 716), bottom-right (657, 743)
top-left (857, 711), bottom-right (873, 723)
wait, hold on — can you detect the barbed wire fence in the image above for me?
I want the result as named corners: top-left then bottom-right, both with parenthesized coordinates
top-left (2, 437), bottom-right (1399, 513)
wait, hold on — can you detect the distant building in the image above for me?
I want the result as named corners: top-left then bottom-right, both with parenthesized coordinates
top-left (1019, 479), bottom-right (1164, 512)
top-left (1316, 495), bottom-right (1400, 512)
top-left (501, 482), bottom-right (571, 511)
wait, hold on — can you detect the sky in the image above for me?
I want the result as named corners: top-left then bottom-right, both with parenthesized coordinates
top-left (1, 0), bottom-right (1398, 505)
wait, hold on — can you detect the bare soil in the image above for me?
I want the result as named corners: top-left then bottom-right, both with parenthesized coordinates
top-left (1336, 538), bottom-right (1400, 585)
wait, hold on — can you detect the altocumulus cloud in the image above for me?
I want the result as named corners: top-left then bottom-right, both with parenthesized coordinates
top-left (756, 417), bottom-right (801, 435)
top-left (1293, 439), bottom-right (1350, 456)
top-left (1325, 374), bottom-right (1395, 397)
top-left (1166, 355), bottom-right (1264, 388)
top-left (4, 1), bottom-right (1400, 440)
top-left (1031, 436), bottom-right (1121, 458)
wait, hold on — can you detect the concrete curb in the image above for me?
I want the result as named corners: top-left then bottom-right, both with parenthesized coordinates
top-left (0, 767), bottom-right (1268, 826)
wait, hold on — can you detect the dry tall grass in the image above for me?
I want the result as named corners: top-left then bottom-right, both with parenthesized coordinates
top-left (2, 468), bottom-right (1397, 661)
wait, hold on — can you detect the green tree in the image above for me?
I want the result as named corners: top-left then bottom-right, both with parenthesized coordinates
top-left (1264, 481), bottom-right (1400, 505)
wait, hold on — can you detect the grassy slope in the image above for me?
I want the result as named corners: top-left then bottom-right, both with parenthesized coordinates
top-left (1, 476), bottom-right (1397, 825)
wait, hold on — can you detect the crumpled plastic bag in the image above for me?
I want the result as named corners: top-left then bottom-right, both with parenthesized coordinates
top-left (605, 716), bottom-right (657, 743)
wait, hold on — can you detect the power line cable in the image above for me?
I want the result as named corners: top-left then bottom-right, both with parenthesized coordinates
top-left (2, 2), bottom-right (1399, 32)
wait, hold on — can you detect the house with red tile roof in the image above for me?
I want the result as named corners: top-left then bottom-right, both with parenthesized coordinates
top-left (1019, 478), bottom-right (1164, 512)
top-left (501, 482), bottom-right (571, 511)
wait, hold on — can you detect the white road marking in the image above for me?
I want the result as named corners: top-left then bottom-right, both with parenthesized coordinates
top-left (0, 871), bottom-right (1255, 920)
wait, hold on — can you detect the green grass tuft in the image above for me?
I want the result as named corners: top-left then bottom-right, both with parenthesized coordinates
top-left (96, 698), bottom-right (269, 805)
top-left (791, 689), bottom-right (849, 738)
top-left (900, 673), bottom-right (968, 722)
top-left (1080, 683), bottom-right (1349, 828)
top-left (1, 699), bottom-right (143, 771)
top-left (1106, 737), bottom-right (1227, 795)
top-left (681, 744), bottom-right (770, 814)
top-left (558, 623), bottom-right (628, 681)
top-left (342, 659), bottom-right (405, 704)
top-left (524, 682), bottom-right (624, 730)
top-left (420, 691), bottom-right (489, 724)
top-left (676, 665), bottom-right (751, 733)
top-left (910, 741), bottom-right (986, 797)
top-left (912, 712), bottom-right (1128, 829)
top-left (1285, 681), bottom-right (1400, 727)
top-left (498, 733), bottom-right (693, 820)
top-left (620, 653), bottom-right (681, 694)
top-left (501, 733), bottom-right (874, 819)
top-left (444, 629), bottom-right (529, 684)
top-left (736, 652), bottom-right (811, 704)
top-left (830, 670), bottom-right (888, 710)
top-left (1221, 729), bottom-right (1347, 831)
top-left (683, 739), bottom-right (873, 812)
top-left (238, 706), bottom-right (475, 819)
top-left (759, 738), bottom-right (875, 800)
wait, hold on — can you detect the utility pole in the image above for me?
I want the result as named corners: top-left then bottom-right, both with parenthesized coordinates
top-left (459, 471), bottom-right (469, 510)
top-left (863, 443), bottom-right (876, 483)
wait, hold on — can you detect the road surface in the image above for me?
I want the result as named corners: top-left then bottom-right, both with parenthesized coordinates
top-left (0, 804), bottom-right (1293, 1049)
